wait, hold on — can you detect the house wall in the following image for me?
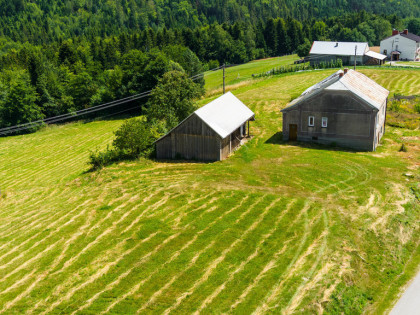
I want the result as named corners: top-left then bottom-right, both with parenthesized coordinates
top-left (380, 35), bottom-right (418, 60)
top-left (282, 90), bottom-right (380, 151)
top-left (374, 99), bottom-right (387, 149)
top-left (155, 114), bottom-right (222, 161)
top-left (309, 54), bottom-right (365, 66)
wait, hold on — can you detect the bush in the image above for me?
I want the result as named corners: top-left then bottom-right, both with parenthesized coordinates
top-left (389, 100), bottom-right (401, 112)
top-left (88, 117), bottom-right (166, 170)
top-left (414, 101), bottom-right (420, 114)
top-left (113, 117), bottom-right (158, 157)
top-left (88, 146), bottom-right (120, 170)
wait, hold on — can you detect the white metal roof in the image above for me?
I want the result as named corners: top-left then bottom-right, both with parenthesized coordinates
top-left (310, 41), bottom-right (369, 56)
top-left (365, 50), bottom-right (387, 60)
top-left (283, 69), bottom-right (389, 111)
top-left (195, 92), bottom-right (255, 139)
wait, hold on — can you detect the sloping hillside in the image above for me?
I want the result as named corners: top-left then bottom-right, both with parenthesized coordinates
top-left (0, 66), bottom-right (418, 313)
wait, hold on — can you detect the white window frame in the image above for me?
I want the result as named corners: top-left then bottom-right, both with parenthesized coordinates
top-left (308, 116), bottom-right (315, 127)
top-left (322, 117), bottom-right (328, 128)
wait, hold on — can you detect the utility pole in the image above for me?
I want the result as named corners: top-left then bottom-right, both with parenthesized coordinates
top-left (223, 64), bottom-right (226, 94)
top-left (354, 45), bottom-right (357, 70)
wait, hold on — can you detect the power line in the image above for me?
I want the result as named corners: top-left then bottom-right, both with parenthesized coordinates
top-left (0, 66), bottom-right (222, 136)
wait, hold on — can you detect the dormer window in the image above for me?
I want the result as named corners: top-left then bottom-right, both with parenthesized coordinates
top-left (308, 116), bottom-right (315, 127)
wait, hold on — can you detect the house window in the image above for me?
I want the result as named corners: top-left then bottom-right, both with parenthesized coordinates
top-left (322, 117), bottom-right (328, 128)
top-left (308, 116), bottom-right (315, 127)
top-left (383, 49), bottom-right (387, 55)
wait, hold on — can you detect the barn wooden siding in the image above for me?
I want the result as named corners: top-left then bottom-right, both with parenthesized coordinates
top-left (282, 90), bottom-right (386, 151)
top-left (156, 114), bottom-right (222, 161)
top-left (156, 115), bottom-right (249, 161)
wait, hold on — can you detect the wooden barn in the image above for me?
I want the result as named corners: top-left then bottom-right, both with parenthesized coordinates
top-left (281, 69), bottom-right (389, 151)
top-left (155, 92), bottom-right (255, 161)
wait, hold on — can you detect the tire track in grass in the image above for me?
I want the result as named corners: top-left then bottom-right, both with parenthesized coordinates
top-left (229, 201), bottom-right (311, 312)
top-left (80, 194), bottom-right (251, 314)
top-left (253, 225), bottom-right (328, 314)
top-left (161, 196), bottom-right (281, 315)
top-left (193, 199), bottom-right (297, 314)
top-left (277, 210), bottom-right (330, 313)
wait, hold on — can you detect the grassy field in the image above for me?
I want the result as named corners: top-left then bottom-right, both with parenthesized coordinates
top-left (204, 54), bottom-right (299, 91)
top-left (0, 59), bottom-right (419, 314)
top-left (390, 61), bottom-right (420, 67)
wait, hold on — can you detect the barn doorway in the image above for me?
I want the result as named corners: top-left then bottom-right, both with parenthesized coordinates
top-left (289, 124), bottom-right (298, 141)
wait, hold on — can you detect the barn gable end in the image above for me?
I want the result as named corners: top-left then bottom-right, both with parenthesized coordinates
top-left (156, 92), bottom-right (255, 161)
top-left (281, 69), bottom-right (389, 151)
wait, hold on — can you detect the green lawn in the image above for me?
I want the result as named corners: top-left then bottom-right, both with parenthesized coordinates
top-left (204, 54), bottom-right (299, 91)
top-left (391, 61), bottom-right (420, 67)
top-left (0, 64), bottom-right (419, 314)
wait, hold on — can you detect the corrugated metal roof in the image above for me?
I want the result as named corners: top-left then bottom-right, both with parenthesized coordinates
top-left (365, 50), bottom-right (387, 60)
top-left (283, 69), bottom-right (389, 111)
top-left (337, 70), bottom-right (390, 109)
top-left (310, 41), bottom-right (369, 56)
top-left (195, 92), bottom-right (255, 139)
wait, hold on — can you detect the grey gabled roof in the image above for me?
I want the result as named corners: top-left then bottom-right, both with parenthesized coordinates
top-left (155, 92), bottom-right (254, 143)
top-left (382, 32), bottom-right (420, 42)
top-left (310, 41), bottom-right (369, 56)
top-left (282, 69), bottom-right (389, 111)
top-left (195, 92), bottom-right (254, 139)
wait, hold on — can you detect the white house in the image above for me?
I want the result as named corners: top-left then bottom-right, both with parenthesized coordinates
top-left (380, 29), bottom-right (420, 61)
top-left (309, 41), bottom-right (387, 66)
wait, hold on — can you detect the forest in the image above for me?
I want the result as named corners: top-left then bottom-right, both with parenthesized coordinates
top-left (0, 0), bottom-right (419, 43)
top-left (0, 0), bottom-right (419, 131)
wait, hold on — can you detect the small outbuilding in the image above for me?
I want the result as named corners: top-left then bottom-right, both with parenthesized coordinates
top-left (281, 69), bottom-right (389, 151)
top-left (155, 92), bottom-right (255, 161)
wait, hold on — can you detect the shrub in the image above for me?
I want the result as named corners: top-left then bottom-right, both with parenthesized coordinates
top-left (88, 117), bottom-right (166, 171)
top-left (414, 101), bottom-right (420, 114)
top-left (113, 117), bottom-right (157, 157)
top-left (88, 146), bottom-right (120, 170)
top-left (389, 100), bottom-right (401, 112)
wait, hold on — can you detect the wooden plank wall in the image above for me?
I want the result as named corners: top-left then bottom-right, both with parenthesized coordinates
top-left (156, 114), bottom-right (222, 161)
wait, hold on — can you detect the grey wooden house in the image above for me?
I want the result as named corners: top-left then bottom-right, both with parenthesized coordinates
top-left (281, 69), bottom-right (389, 151)
top-left (155, 92), bottom-right (255, 161)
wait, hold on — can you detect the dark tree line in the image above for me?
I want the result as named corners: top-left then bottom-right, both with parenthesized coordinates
top-left (0, 5), bottom-right (418, 131)
top-left (0, 0), bottom-right (418, 44)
